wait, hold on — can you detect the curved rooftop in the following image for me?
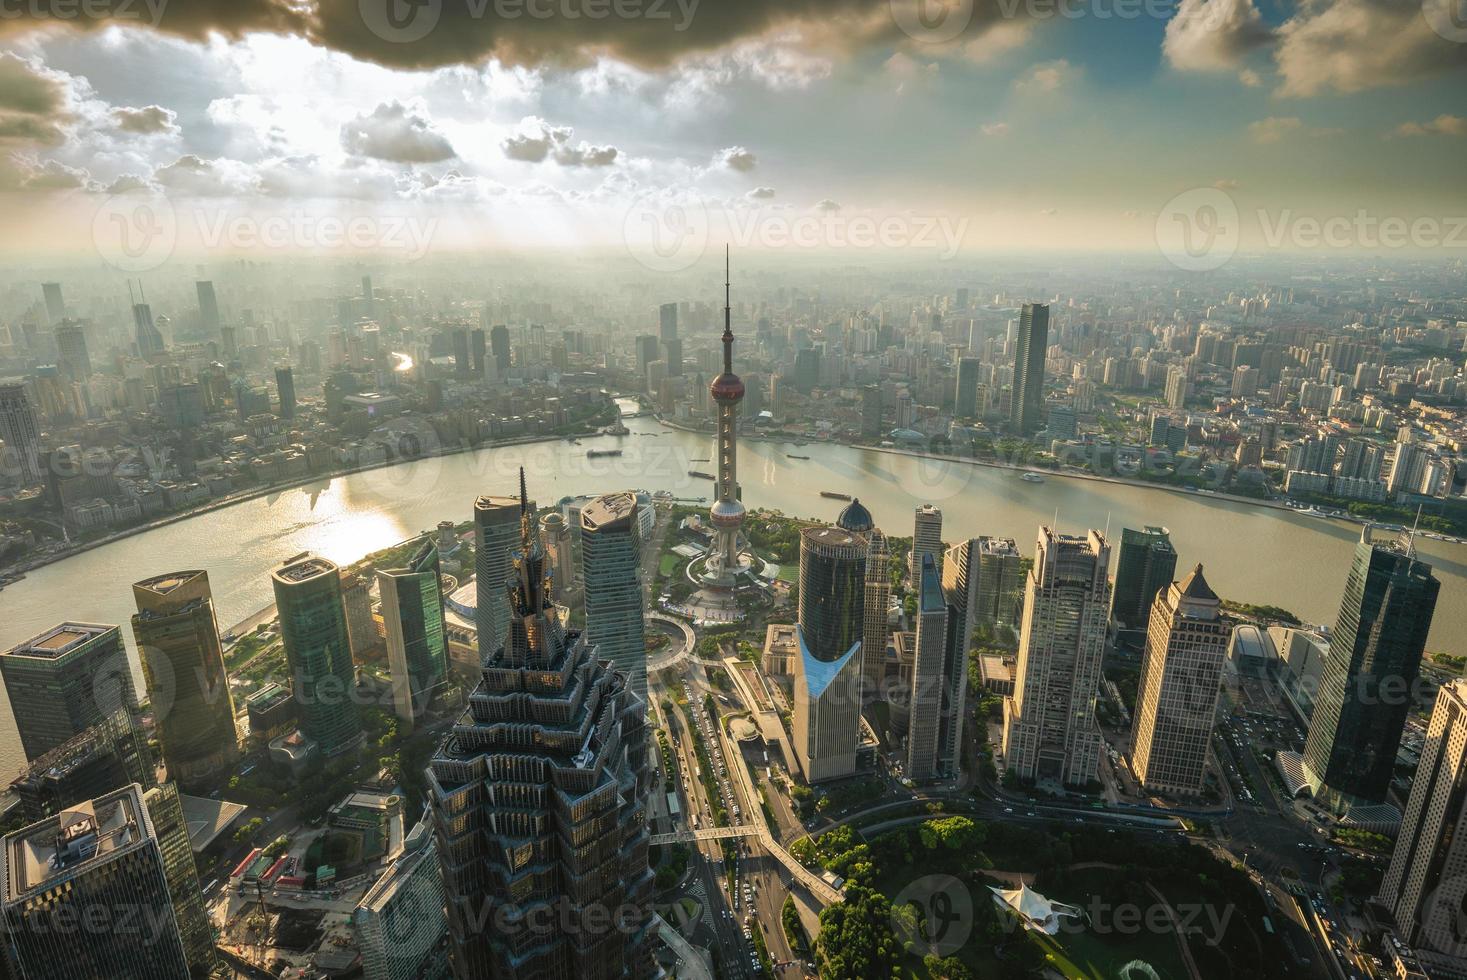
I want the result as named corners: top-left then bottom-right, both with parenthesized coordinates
top-left (835, 497), bottom-right (873, 533)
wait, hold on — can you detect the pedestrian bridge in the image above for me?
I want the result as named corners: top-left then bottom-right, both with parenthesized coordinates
top-left (649, 825), bottom-right (761, 845)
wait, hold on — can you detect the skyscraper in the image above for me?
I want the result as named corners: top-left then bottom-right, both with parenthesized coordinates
top-left (470, 327), bottom-right (486, 376)
top-left (860, 384), bottom-right (883, 439)
top-left (1302, 527), bottom-right (1440, 810)
top-left (1111, 526), bottom-right (1178, 649)
top-left (954, 356), bottom-right (981, 419)
top-left (473, 493), bottom-right (526, 662)
top-left (1009, 302), bottom-right (1050, 436)
top-left (195, 281), bottom-right (220, 335)
top-left (54, 321), bottom-right (92, 382)
top-left (1002, 527), bottom-right (1111, 787)
top-left (581, 491), bottom-right (647, 700)
top-left (489, 324), bottom-right (510, 378)
top-left (271, 552), bottom-right (363, 758)
top-left (1, 623), bottom-right (135, 762)
top-left (907, 554), bottom-right (951, 782)
top-left (142, 781), bottom-right (215, 977)
top-left (0, 380), bottom-right (43, 485)
top-left (659, 301), bottom-right (678, 343)
top-left (539, 510), bottom-right (573, 602)
top-left (1129, 565), bottom-right (1231, 796)
top-left (1378, 678), bottom-right (1467, 975)
top-left (134, 302), bottom-right (164, 358)
top-left (378, 539), bottom-right (450, 727)
top-left (10, 709), bottom-right (153, 823)
top-left (972, 536), bottom-right (1024, 632)
top-left (792, 526), bottom-right (866, 783)
top-left (935, 540), bottom-right (976, 774)
top-left (704, 249), bottom-right (746, 588)
top-left (353, 819), bottom-right (449, 980)
top-left (275, 366), bottom-right (296, 419)
top-left (1, 784), bottom-right (192, 979)
top-left (910, 503), bottom-right (943, 583)
top-left (41, 281), bottom-right (65, 325)
top-left (836, 499), bottom-right (890, 702)
top-left (428, 474), bottom-right (653, 979)
top-left (130, 571), bottom-right (240, 788)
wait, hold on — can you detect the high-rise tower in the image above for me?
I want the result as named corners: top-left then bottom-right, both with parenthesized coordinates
top-left (1303, 526), bottom-right (1439, 810)
top-left (704, 247), bottom-right (747, 588)
top-left (1010, 302), bottom-right (1050, 436)
top-left (428, 471), bottom-right (654, 979)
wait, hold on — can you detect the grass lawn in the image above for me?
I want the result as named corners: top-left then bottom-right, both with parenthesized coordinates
top-left (659, 553), bottom-right (682, 577)
top-left (776, 564), bottom-right (798, 583)
top-left (1031, 867), bottom-right (1190, 980)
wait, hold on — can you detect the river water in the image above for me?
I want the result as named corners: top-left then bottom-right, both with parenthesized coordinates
top-left (1, 406), bottom-right (1462, 779)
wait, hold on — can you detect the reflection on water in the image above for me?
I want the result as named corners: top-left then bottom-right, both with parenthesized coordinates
top-left (0, 413), bottom-right (1462, 778)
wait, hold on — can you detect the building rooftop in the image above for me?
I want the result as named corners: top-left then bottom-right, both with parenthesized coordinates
top-left (178, 793), bottom-right (248, 852)
top-left (1177, 563), bottom-right (1219, 601)
top-left (132, 570), bottom-right (206, 597)
top-left (801, 525), bottom-right (864, 552)
top-left (274, 552), bottom-right (337, 583)
top-left (4, 785), bottom-right (145, 902)
top-left (581, 491), bottom-right (637, 530)
top-left (3, 623), bottom-right (113, 662)
top-left (834, 498), bottom-right (873, 533)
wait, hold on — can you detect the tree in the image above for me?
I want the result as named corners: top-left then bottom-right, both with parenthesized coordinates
top-left (816, 883), bottom-right (903, 979)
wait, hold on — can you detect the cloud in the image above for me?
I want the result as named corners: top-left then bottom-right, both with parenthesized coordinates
top-left (1247, 116), bottom-right (1302, 144)
top-left (1238, 68), bottom-right (1262, 87)
top-left (112, 105), bottom-right (180, 135)
top-left (1014, 59), bottom-right (1076, 93)
top-left (962, 20), bottom-right (1033, 64)
top-left (0, 52), bottom-right (75, 146)
top-left (1274, 0), bottom-right (1467, 97)
top-left (1162, 0), bottom-right (1272, 73)
top-left (152, 154), bottom-right (259, 196)
top-left (341, 101), bottom-right (455, 163)
top-left (1038, 207), bottom-right (1058, 216)
top-left (1213, 178), bottom-right (1240, 190)
top-left (980, 122), bottom-right (1009, 137)
top-left (747, 186), bottom-right (776, 199)
top-left (501, 118), bottom-right (618, 167)
top-left (814, 198), bottom-right (840, 212)
top-left (717, 146), bottom-right (757, 172)
top-left (1393, 114), bottom-right (1467, 137)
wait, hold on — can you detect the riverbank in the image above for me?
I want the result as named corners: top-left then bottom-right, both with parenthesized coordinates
top-left (654, 415), bottom-right (1459, 541)
top-left (0, 426), bottom-right (605, 587)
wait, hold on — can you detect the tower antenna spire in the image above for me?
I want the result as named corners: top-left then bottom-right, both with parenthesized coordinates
top-left (722, 244), bottom-right (733, 373)
top-left (518, 467), bottom-right (531, 552)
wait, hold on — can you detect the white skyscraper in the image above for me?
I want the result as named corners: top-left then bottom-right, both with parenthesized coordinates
top-left (1002, 527), bottom-right (1111, 788)
top-left (910, 503), bottom-right (943, 583)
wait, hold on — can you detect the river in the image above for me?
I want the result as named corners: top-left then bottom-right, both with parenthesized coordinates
top-left (0, 405), bottom-right (1462, 780)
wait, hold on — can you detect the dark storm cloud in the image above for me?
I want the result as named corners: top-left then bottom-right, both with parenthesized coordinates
top-left (0, 0), bottom-right (1016, 70)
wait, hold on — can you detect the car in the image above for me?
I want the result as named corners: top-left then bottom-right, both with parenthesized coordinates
top-left (1004, 807), bottom-right (1013, 813)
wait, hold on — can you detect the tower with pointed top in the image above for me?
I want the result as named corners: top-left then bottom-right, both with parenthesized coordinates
top-left (704, 246), bottom-right (747, 588)
top-left (428, 471), bottom-right (654, 979)
top-left (1129, 564), bottom-right (1231, 797)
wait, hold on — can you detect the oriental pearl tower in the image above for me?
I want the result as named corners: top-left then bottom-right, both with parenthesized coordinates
top-left (703, 246), bottom-right (746, 588)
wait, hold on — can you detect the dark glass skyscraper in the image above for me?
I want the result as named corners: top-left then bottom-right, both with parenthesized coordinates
top-left (1009, 302), bottom-right (1049, 436)
top-left (1, 784), bottom-right (192, 980)
top-left (1111, 526), bottom-right (1178, 648)
top-left (1303, 527), bottom-right (1440, 809)
top-left (378, 539), bottom-right (449, 726)
top-left (474, 493), bottom-right (528, 662)
top-left (1, 623), bottom-right (135, 762)
top-left (793, 526), bottom-right (867, 782)
top-left (275, 366), bottom-right (296, 418)
top-left (489, 324), bottom-right (510, 378)
top-left (428, 475), bottom-right (653, 979)
top-left (272, 552), bottom-right (363, 758)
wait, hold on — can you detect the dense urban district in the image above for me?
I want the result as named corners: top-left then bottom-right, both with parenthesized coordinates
top-left (0, 257), bottom-right (1462, 980)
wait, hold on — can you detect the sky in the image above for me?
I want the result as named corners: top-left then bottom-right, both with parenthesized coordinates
top-left (0, 0), bottom-right (1464, 266)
